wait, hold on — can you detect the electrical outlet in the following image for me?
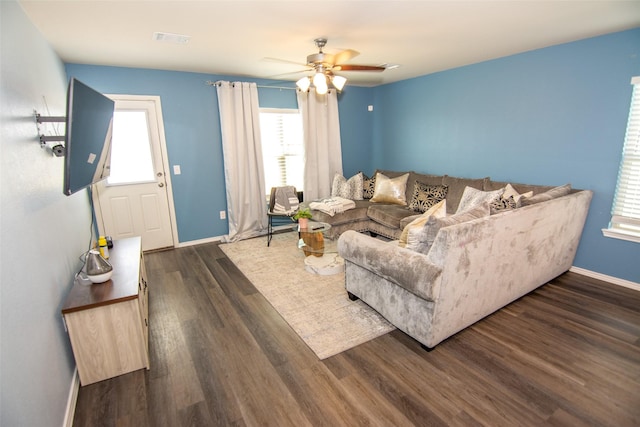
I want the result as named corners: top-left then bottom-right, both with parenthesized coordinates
top-left (220, 210), bottom-right (226, 220)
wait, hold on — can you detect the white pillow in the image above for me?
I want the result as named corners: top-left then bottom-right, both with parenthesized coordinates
top-left (331, 172), bottom-right (364, 200)
top-left (503, 183), bottom-right (533, 205)
top-left (401, 200), bottom-right (447, 248)
top-left (456, 186), bottom-right (504, 214)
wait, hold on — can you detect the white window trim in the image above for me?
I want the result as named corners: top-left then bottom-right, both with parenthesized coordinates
top-left (602, 227), bottom-right (640, 243)
top-left (603, 76), bottom-right (640, 243)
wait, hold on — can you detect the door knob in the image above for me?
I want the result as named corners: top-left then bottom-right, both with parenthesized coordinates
top-left (158, 182), bottom-right (164, 187)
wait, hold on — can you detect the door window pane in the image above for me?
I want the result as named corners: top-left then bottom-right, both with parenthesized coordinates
top-left (107, 110), bottom-right (155, 185)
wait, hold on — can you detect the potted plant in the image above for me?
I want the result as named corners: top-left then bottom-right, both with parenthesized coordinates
top-left (292, 208), bottom-right (312, 228)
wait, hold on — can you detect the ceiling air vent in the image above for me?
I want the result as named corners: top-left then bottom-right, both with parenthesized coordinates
top-left (152, 32), bottom-right (190, 44)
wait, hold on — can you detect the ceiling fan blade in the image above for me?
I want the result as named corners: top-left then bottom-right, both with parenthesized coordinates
top-left (332, 49), bottom-right (359, 65)
top-left (334, 64), bottom-right (386, 72)
top-left (266, 69), bottom-right (311, 79)
top-left (262, 57), bottom-right (309, 67)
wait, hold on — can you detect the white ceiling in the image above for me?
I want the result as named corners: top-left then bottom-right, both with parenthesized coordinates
top-left (19, 0), bottom-right (640, 87)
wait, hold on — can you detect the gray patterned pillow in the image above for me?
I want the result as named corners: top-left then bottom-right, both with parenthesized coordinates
top-left (409, 181), bottom-right (448, 213)
top-left (331, 172), bottom-right (364, 200)
top-left (363, 173), bottom-right (375, 199)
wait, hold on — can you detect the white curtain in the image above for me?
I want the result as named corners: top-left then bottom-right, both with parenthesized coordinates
top-left (216, 81), bottom-right (267, 242)
top-left (297, 89), bottom-right (343, 201)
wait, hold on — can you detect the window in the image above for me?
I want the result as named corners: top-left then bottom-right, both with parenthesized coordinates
top-left (108, 109), bottom-right (155, 185)
top-left (260, 108), bottom-right (304, 196)
top-left (604, 76), bottom-right (640, 243)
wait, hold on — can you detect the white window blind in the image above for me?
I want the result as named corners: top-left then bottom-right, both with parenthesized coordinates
top-left (259, 109), bottom-right (304, 196)
top-left (605, 76), bottom-right (640, 243)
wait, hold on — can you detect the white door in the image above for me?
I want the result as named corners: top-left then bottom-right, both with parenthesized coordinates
top-left (93, 96), bottom-right (176, 251)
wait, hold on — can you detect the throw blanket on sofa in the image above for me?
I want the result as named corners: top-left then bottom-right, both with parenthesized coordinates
top-left (309, 197), bottom-right (356, 217)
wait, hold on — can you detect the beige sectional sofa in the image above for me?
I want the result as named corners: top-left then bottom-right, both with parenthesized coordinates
top-left (307, 170), bottom-right (557, 240)
top-left (313, 170), bottom-right (593, 349)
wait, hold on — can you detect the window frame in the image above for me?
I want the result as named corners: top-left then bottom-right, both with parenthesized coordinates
top-left (603, 76), bottom-right (640, 244)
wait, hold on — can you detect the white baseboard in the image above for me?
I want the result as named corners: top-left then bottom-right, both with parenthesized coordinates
top-left (176, 235), bottom-right (225, 247)
top-left (570, 266), bottom-right (640, 292)
top-left (176, 225), bottom-right (294, 248)
top-left (63, 368), bottom-right (80, 427)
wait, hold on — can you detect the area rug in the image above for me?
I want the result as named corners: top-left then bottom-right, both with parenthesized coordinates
top-left (220, 231), bottom-right (395, 359)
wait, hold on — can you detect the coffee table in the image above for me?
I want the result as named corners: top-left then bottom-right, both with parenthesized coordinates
top-left (297, 221), bottom-right (345, 275)
top-left (298, 221), bottom-right (331, 257)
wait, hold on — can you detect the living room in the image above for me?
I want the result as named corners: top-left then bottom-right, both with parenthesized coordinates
top-left (1, 1), bottom-right (639, 426)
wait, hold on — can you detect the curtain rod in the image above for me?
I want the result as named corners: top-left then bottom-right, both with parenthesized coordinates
top-left (205, 80), bottom-right (296, 91)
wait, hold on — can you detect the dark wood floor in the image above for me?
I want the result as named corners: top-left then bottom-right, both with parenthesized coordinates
top-left (72, 240), bottom-right (640, 426)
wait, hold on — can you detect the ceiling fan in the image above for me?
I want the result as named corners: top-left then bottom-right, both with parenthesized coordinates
top-left (267, 38), bottom-right (386, 94)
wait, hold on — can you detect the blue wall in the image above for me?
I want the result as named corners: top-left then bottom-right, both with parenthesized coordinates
top-left (64, 65), bottom-right (373, 243)
top-left (67, 28), bottom-right (639, 282)
top-left (372, 28), bottom-right (640, 282)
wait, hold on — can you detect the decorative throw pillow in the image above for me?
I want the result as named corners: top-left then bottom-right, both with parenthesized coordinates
top-left (400, 200), bottom-right (447, 247)
top-left (490, 183), bottom-right (533, 213)
top-left (456, 186), bottom-right (505, 214)
top-left (331, 172), bottom-right (364, 200)
top-left (370, 173), bottom-right (410, 205)
top-left (362, 173), bottom-right (376, 199)
top-left (408, 181), bottom-right (449, 213)
top-left (407, 203), bottom-right (490, 254)
top-left (521, 183), bottom-right (572, 206)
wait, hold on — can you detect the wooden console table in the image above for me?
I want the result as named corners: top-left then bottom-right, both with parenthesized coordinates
top-left (61, 236), bottom-right (149, 386)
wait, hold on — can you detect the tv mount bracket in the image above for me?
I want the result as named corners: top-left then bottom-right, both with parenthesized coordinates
top-left (34, 111), bottom-right (66, 157)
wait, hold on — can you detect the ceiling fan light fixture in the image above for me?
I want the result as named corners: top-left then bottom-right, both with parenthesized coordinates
top-left (296, 76), bottom-right (311, 91)
top-left (313, 72), bottom-right (328, 94)
top-left (331, 75), bottom-right (347, 91)
top-left (313, 72), bottom-right (327, 88)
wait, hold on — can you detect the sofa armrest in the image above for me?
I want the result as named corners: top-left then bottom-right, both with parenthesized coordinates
top-left (337, 230), bottom-right (443, 301)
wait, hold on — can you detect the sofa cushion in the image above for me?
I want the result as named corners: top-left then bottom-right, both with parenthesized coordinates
top-left (521, 183), bottom-right (572, 206)
top-left (484, 179), bottom-right (554, 195)
top-left (400, 200), bottom-right (447, 247)
top-left (370, 173), bottom-right (410, 205)
top-left (456, 186), bottom-right (504, 214)
top-left (442, 175), bottom-right (489, 214)
top-left (367, 204), bottom-right (413, 229)
top-left (408, 182), bottom-right (449, 213)
top-left (362, 173), bottom-right (376, 199)
top-left (331, 172), bottom-right (364, 200)
top-left (410, 172), bottom-right (444, 187)
top-left (306, 200), bottom-right (369, 225)
top-left (407, 203), bottom-right (490, 254)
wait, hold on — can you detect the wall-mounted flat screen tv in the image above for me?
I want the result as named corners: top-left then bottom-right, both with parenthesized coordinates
top-left (63, 78), bottom-right (115, 196)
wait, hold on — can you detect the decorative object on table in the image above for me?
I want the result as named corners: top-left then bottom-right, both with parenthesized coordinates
top-left (292, 207), bottom-right (312, 229)
top-left (85, 249), bottom-right (113, 283)
top-left (98, 236), bottom-right (110, 259)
